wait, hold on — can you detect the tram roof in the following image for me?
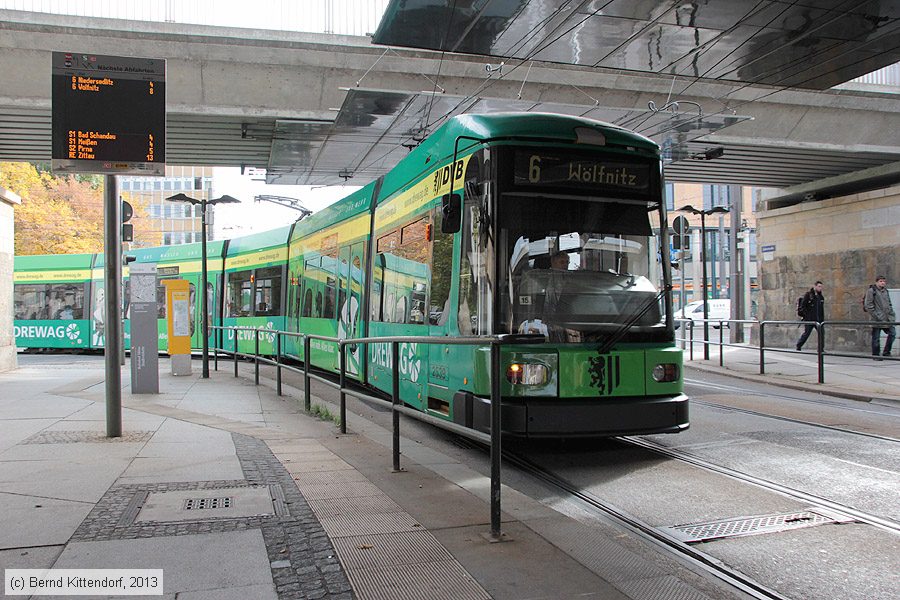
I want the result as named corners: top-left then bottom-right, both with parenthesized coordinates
top-left (14, 253), bottom-right (95, 272)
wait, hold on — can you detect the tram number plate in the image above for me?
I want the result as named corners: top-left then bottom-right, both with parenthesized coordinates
top-left (519, 296), bottom-right (532, 305)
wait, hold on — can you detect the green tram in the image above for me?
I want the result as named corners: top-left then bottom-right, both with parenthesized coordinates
top-left (13, 253), bottom-right (95, 349)
top-left (13, 113), bottom-right (686, 437)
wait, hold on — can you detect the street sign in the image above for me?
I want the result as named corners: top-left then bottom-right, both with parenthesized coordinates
top-left (51, 52), bottom-right (166, 175)
top-left (672, 215), bottom-right (690, 236)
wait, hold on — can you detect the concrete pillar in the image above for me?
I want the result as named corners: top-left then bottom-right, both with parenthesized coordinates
top-left (0, 185), bottom-right (21, 372)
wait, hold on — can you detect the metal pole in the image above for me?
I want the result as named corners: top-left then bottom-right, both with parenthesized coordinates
top-left (759, 322), bottom-right (766, 374)
top-left (201, 200), bottom-right (210, 378)
top-left (104, 175), bottom-right (122, 438)
top-left (303, 336), bottom-right (311, 411)
top-left (688, 320), bottom-right (694, 361)
top-left (234, 328), bottom-right (238, 377)
top-left (719, 321), bottom-right (724, 366)
top-left (254, 329), bottom-right (260, 385)
top-left (817, 323), bottom-right (825, 384)
top-left (729, 186), bottom-right (744, 343)
top-left (339, 342), bottom-right (347, 434)
top-left (276, 332), bottom-right (282, 396)
top-left (391, 341), bottom-right (401, 472)
top-left (214, 327), bottom-right (218, 371)
top-left (489, 340), bottom-right (502, 539)
top-left (701, 213), bottom-right (710, 360)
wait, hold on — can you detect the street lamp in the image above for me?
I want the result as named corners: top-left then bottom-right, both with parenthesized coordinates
top-left (678, 204), bottom-right (729, 360)
top-left (166, 193), bottom-right (240, 378)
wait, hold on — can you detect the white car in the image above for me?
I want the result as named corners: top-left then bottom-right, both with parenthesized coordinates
top-left (674, 299), bottom-right (731, 329)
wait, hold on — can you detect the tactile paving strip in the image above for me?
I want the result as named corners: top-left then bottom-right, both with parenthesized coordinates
top-left (349, 561), bottom-right (490, 600)
top-left (332, 530), bottom-right (452, 570)
top-left (296, 480), bottom-right (384, 501)
top-left (308, 494), bottom-right (403, 520)
top-left (320, 511), bottom-right (424, 538)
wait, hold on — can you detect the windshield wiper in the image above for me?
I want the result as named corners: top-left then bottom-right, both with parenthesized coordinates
top-left (596, 285), bottom-right (669, 355)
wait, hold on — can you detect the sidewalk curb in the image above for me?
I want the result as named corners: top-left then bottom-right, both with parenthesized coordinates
top-left (685, 361), bottom-right (900, 405)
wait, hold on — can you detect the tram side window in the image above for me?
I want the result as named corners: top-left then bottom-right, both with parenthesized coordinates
top-left (459, 152), bottom-right (493, 335)
top-left (430, 207), bottom-right (453, 325)
top-left (14, 283), bottom-right (86, 320)
top-left (302, 257), bottom-right (320, 318)
top-left (373, 218), bottom-right (430, 324)
top-left (226, 270), bottom-right (253, 317)
top-left (254, 266), bottom-right (282, 316)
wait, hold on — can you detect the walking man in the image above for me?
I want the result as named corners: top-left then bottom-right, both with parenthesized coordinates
top-left (864, 275), bottom-right (895, 360)
top-left (796, 281), bottom-right (825, 351)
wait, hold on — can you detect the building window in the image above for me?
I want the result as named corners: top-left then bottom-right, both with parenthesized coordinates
top-left (665, 183), bottom-right (674, 211)
top-left (703, 185), bottom-right (730, 209)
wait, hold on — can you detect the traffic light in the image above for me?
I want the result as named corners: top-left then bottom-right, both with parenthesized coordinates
top-left (122, 200), bottom-right (133, 241)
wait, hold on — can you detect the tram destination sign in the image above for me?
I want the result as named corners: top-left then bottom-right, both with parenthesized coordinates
top-left (513, 150), bottom-right (651, 195)
top-left (51, 52), bottom-right (166, 175)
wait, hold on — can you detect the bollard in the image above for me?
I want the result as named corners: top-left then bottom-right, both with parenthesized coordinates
top-left (276, 332), bottom-right (282, 396)
top-left (213, 327), bottom-right (218, 372)
top-left (759, 322), bottom-right (766, 374)
top-left (489, 341), bottom-right (502, 539)
top-left (303, 336), bottom-right (311, 411)
top-left (254, 330), bottom-right (260, 385)
top-left (234, 328), bottom-right (239, 377)
top-left (339, 342), bottom-right (347, 434)
top-left (391, 341), bottom-right (401, 472)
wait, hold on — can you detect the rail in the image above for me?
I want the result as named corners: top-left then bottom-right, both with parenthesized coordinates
top-left (675, 318), bottom-right (899, 383)
top-left (209, 325), bottom-right (544, 539)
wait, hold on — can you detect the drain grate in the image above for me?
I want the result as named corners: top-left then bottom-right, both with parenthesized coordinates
top-left (183, 497), bottom-right (233, 511)
top-left (662, 508), bottom-right (854, 543)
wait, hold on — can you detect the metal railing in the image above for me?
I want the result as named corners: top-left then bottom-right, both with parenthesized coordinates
top-left (209, 325), bottom-right (543, 539)
top-left (676, 318), bottom-right (899, 383)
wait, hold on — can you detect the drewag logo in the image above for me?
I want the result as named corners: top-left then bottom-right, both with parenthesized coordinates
top-left (370, 342), bottom-right (421, 383)
top-left (14, 323), bottom-right (83, 345)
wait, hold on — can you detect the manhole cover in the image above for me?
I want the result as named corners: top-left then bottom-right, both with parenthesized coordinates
top-left (135, 486), bottom-right (275, 523)
top-left (662, 508), bottom-right (854, 543)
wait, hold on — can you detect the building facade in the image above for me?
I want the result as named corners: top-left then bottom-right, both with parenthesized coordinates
top-left (119, 166), bottom-right (215, 247)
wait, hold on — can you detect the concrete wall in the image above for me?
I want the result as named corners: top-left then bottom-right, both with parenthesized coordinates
top-left (755, 185), bottom-right (900, 351)
top-left (0, 185), bottom-right (20, 372)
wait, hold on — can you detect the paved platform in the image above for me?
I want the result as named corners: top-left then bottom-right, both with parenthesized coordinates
top-left (1, 348), bottom-right (895, 600)
top-left (682, 340), bottom-right (900, 403)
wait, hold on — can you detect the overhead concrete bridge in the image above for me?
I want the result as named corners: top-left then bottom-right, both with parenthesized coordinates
top-left (0, 8), bottom-right (898, 195)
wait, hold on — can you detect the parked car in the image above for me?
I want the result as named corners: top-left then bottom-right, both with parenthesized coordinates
top-left (674, 299), bottom-right (731, 329)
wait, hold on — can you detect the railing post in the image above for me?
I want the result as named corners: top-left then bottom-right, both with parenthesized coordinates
top-left (719, 321), bottom-right (724, 366)
top-left (489, 339), bottom-right (502, 540)
top-left (817, 322), bottom-right (825, 384)
top-left (233, 328), bottom-right (239, 377)
top-left (759, 322), bottom-right (766, 374)
top-left (391, 341), bottom-right (401, 472)
top-left (254, 329), bottom-right (260, 385)
top-left (688, 320), bottom-right (694, 361)
top-left (276, 332), bottom-right (282, 397)
top-left (303, 335), bottom-right (311, 411)
top-left (213, 326), bottom-right (218, 371)
top-left (339, 341), bottom-right (347, 434)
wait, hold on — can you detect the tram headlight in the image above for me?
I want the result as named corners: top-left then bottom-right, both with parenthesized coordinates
top-left (506, 363), bottom-right (549, 385)
top-left (652, 363), bottom-right (679, 383)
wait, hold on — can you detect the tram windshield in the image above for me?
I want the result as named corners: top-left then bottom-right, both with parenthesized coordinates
top-left (498, 194), bottom-right (663, 343)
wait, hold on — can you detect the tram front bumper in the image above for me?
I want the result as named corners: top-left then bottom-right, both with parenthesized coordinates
top-left (454, 392), bottom-right (689, 438)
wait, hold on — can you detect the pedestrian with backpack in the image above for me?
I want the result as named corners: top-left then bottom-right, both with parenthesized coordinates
top-left (864, 275), bottom-right (895, 360)
top-left (796, 281), bottom-right (825, 351)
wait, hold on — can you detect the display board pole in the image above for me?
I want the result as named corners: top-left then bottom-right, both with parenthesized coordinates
top-left (104, 175), bottom-right (122, 437)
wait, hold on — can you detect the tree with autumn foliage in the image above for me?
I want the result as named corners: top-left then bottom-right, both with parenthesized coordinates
top-left (0, 161), bottom-right (149, 255)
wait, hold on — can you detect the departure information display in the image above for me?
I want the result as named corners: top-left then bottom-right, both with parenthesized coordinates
top-left (51, 52), bottom-right (166, 175)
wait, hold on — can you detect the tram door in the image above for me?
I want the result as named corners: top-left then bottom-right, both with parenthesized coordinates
top-left (335, 243), bottom-right (365, 378)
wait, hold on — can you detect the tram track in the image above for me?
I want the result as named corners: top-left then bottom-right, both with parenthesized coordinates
top-left (501, 448), bottom-right (792, 600)
top-left (619, 436), bottom-right (900, 536)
